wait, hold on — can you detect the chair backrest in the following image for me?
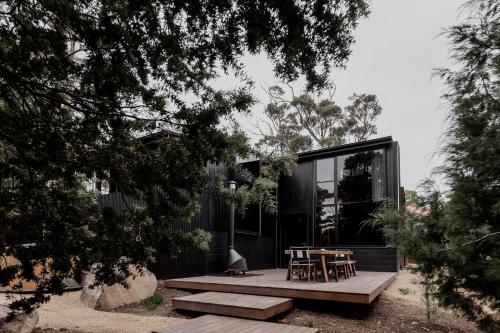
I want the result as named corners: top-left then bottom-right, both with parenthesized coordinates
top-left (336, 249), bottom-right (352, 260)
top-left (290, 247), bottom-right (310, 260)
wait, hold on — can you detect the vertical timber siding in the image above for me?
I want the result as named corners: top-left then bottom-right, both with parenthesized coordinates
top-left (100, 136), bottom-right (402, 277)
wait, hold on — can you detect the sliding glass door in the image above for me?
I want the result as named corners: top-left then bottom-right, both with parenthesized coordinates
top-left (315, 149), bottom-right (386, 247)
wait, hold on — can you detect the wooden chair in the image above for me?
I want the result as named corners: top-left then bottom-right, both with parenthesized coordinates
top-left (338, 249), bottom-right (357, 276)
top-left (289, 247), bottom-right (318, 283)
top-left (326, 254), bottom-right (350, 282)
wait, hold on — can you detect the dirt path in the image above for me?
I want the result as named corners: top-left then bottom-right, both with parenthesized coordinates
top-left (1, 291), bottom-right (185, 333)
top-left (383, 268), bottom-right (425, 305)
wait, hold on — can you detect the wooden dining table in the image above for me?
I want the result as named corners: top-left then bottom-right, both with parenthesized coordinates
top-left (284, 249), bottom-right (353, 282)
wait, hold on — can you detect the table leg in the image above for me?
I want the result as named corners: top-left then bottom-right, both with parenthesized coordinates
top-left (321, 255), bottom-right (329, 282)
top-left (286, 258), bottom-right (292, 281)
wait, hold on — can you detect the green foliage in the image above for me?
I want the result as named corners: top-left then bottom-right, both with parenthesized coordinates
top-left (143, 294), bottom-right (163, 311)
top-left (367, 179), bottom-right (499, 330)
top-left (259, 84), bottom-right (383, 152)
top-left (435, 0), bottom-right (499, 330)
top-left (292, 92), bottom-right (347, 147)
top-left (344, 93), bottom-right (382, 142)
top-left (399, 287), bottom-right (410, 295)
top-left (217, 152), bottom-right (297, 216)
top-left (404, 190), bottom-right (419, 206)
top-left (366, 2), bottom-right (500, 329)
top-left (257, 86), bottom-right (313, 154)
top-left (0, 0), bottom-right (370, 312)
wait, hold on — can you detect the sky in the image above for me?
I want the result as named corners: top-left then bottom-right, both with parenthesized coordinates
top-left (216, 0), bottom-right (467, 192)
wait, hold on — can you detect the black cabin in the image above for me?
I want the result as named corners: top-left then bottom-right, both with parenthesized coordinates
top-left (100, 136), bottom-right (403, 278)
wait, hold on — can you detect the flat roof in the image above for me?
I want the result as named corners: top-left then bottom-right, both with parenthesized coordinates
top-left (297, 136), bottom-right (394, 161)
top-left (138, 132), bottom-right (396, 162)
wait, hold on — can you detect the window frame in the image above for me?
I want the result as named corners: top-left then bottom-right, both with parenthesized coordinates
top-left (313, 148), bottom-right (388, 247)
top-left (234, 160), bottom-right (262, 236)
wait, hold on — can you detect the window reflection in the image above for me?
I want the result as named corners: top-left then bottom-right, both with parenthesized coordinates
top-left (317, 181), bottom-right (334, 205)
top-left (315, 158), bottom-right (335, 246)
top-left (337, 150), bottom-right (385, 245)
top-left (316, 158), bottom-right (334, 182)
top-left (314, 151), bottom-right (386, 247)
top-left (316, 205), bottom-right (336, 246)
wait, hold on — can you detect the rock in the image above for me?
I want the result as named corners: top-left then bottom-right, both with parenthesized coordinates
top-left (0, 304), bottom-right (39, 333)
top-left (80, 265), bottom-right (157, 310)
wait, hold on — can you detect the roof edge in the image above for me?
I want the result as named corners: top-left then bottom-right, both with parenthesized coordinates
top-left (298, 136), bottom-right (394, 160)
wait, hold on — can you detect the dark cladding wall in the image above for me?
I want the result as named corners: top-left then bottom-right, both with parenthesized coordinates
top-left (104, 163), bottom-right (277, 279)
top-left (100, 188), bottom-right (214, 279)
top-left (101, 137), bottom-right (402, 277)
top-left (344, 247), bottom-right (400, 272)
top-left (235, 207), bottom-right (277, 270)
top-left (276, 138), bottom-right (402, 272)
top-left (277, 161), bottom-right (315, 267)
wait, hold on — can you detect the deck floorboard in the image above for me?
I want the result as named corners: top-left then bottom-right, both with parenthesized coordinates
top-left (172, 291), bottom-right (293, 320)
top-left (165, 269), bottom-right (396, 304)
top-left (153, 315), bottom-right (318, 333)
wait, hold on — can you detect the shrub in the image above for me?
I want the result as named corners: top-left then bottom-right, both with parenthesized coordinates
top-left (143, 294), bottom-right (163, 310)
top-left (399, 288), bottom-right (410, 295)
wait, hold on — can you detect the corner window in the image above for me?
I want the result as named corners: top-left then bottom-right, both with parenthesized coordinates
top-left (337, 150), bottom-right (385, 246)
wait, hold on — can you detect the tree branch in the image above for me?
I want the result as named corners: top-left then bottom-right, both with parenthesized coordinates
top-left (437, 232), bottom-right (500, 252)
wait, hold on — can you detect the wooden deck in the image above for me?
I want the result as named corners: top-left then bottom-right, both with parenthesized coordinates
top-left (165, 269), bottom-right (396, 304)
top-left (153, 314), bottom-right (318, 333)
top-left (172, 291), bottom-right (293, 320)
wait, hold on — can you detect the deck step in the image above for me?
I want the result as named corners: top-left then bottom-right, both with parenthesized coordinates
top-left (172, 291), bottom-right (293, 320)
top-left (153, 314), bottom-right (318, 333)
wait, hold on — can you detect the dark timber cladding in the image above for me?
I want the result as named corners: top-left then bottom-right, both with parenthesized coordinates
top-left (172, 292), bottom-right (293, 320)
top-left (165, 269), bottom-right (397, 304)
top-left (277, 136), bottom-right (402, 272)
top-left (153, 315), bottom-right (319, 333)
top-left (99, 136), bottom-right (402, 279)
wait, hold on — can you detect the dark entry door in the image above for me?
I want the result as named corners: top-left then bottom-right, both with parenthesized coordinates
top-left (279, 214), bottom-right (309, 267)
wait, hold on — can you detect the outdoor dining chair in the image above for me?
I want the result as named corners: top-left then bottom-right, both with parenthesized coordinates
top-left (289, 247), bottom-right (318, 283)
top-left (346, 253), bottom-right (357, 276)
top-left (326, 253), bottom-right (350, 282)
top-left (337, 249), bottom-right (357, 276)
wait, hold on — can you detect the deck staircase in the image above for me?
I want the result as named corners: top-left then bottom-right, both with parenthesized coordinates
top-left (153, 269), bottom-right (396, 332)
top-left (172, 291), bottom-right (293, 320)
top-left (153, 291), bottom-right (313, 332)
top-left (153, 314), bottom-right (318, 333)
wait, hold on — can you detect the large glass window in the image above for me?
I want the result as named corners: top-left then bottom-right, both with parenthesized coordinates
top-left (337, 150), bottom-right (385, 245)
top-left (315, 158), bottom-right (336, 246)
top-left (235, 160), bottom-right (261, 234)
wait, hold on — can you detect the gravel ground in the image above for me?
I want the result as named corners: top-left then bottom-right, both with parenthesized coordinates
top-left (13, 290), bottom-right (185, 333)
top-left (33, 329), bottom-right (87, 333)
top-left (110, 271), bottom-right (478, 333)
top-left (275, 294), bottom-right (477, 333)
top-left (6, 270), bottom-right (480, 333)
top-left (110, 284), bottom-right (193, 319)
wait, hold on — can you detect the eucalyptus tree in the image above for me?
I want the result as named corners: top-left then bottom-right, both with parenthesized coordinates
top-left (259, 85), bottom-right (382, 151)
top-left (344, 93), bottom-right (382, 142)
